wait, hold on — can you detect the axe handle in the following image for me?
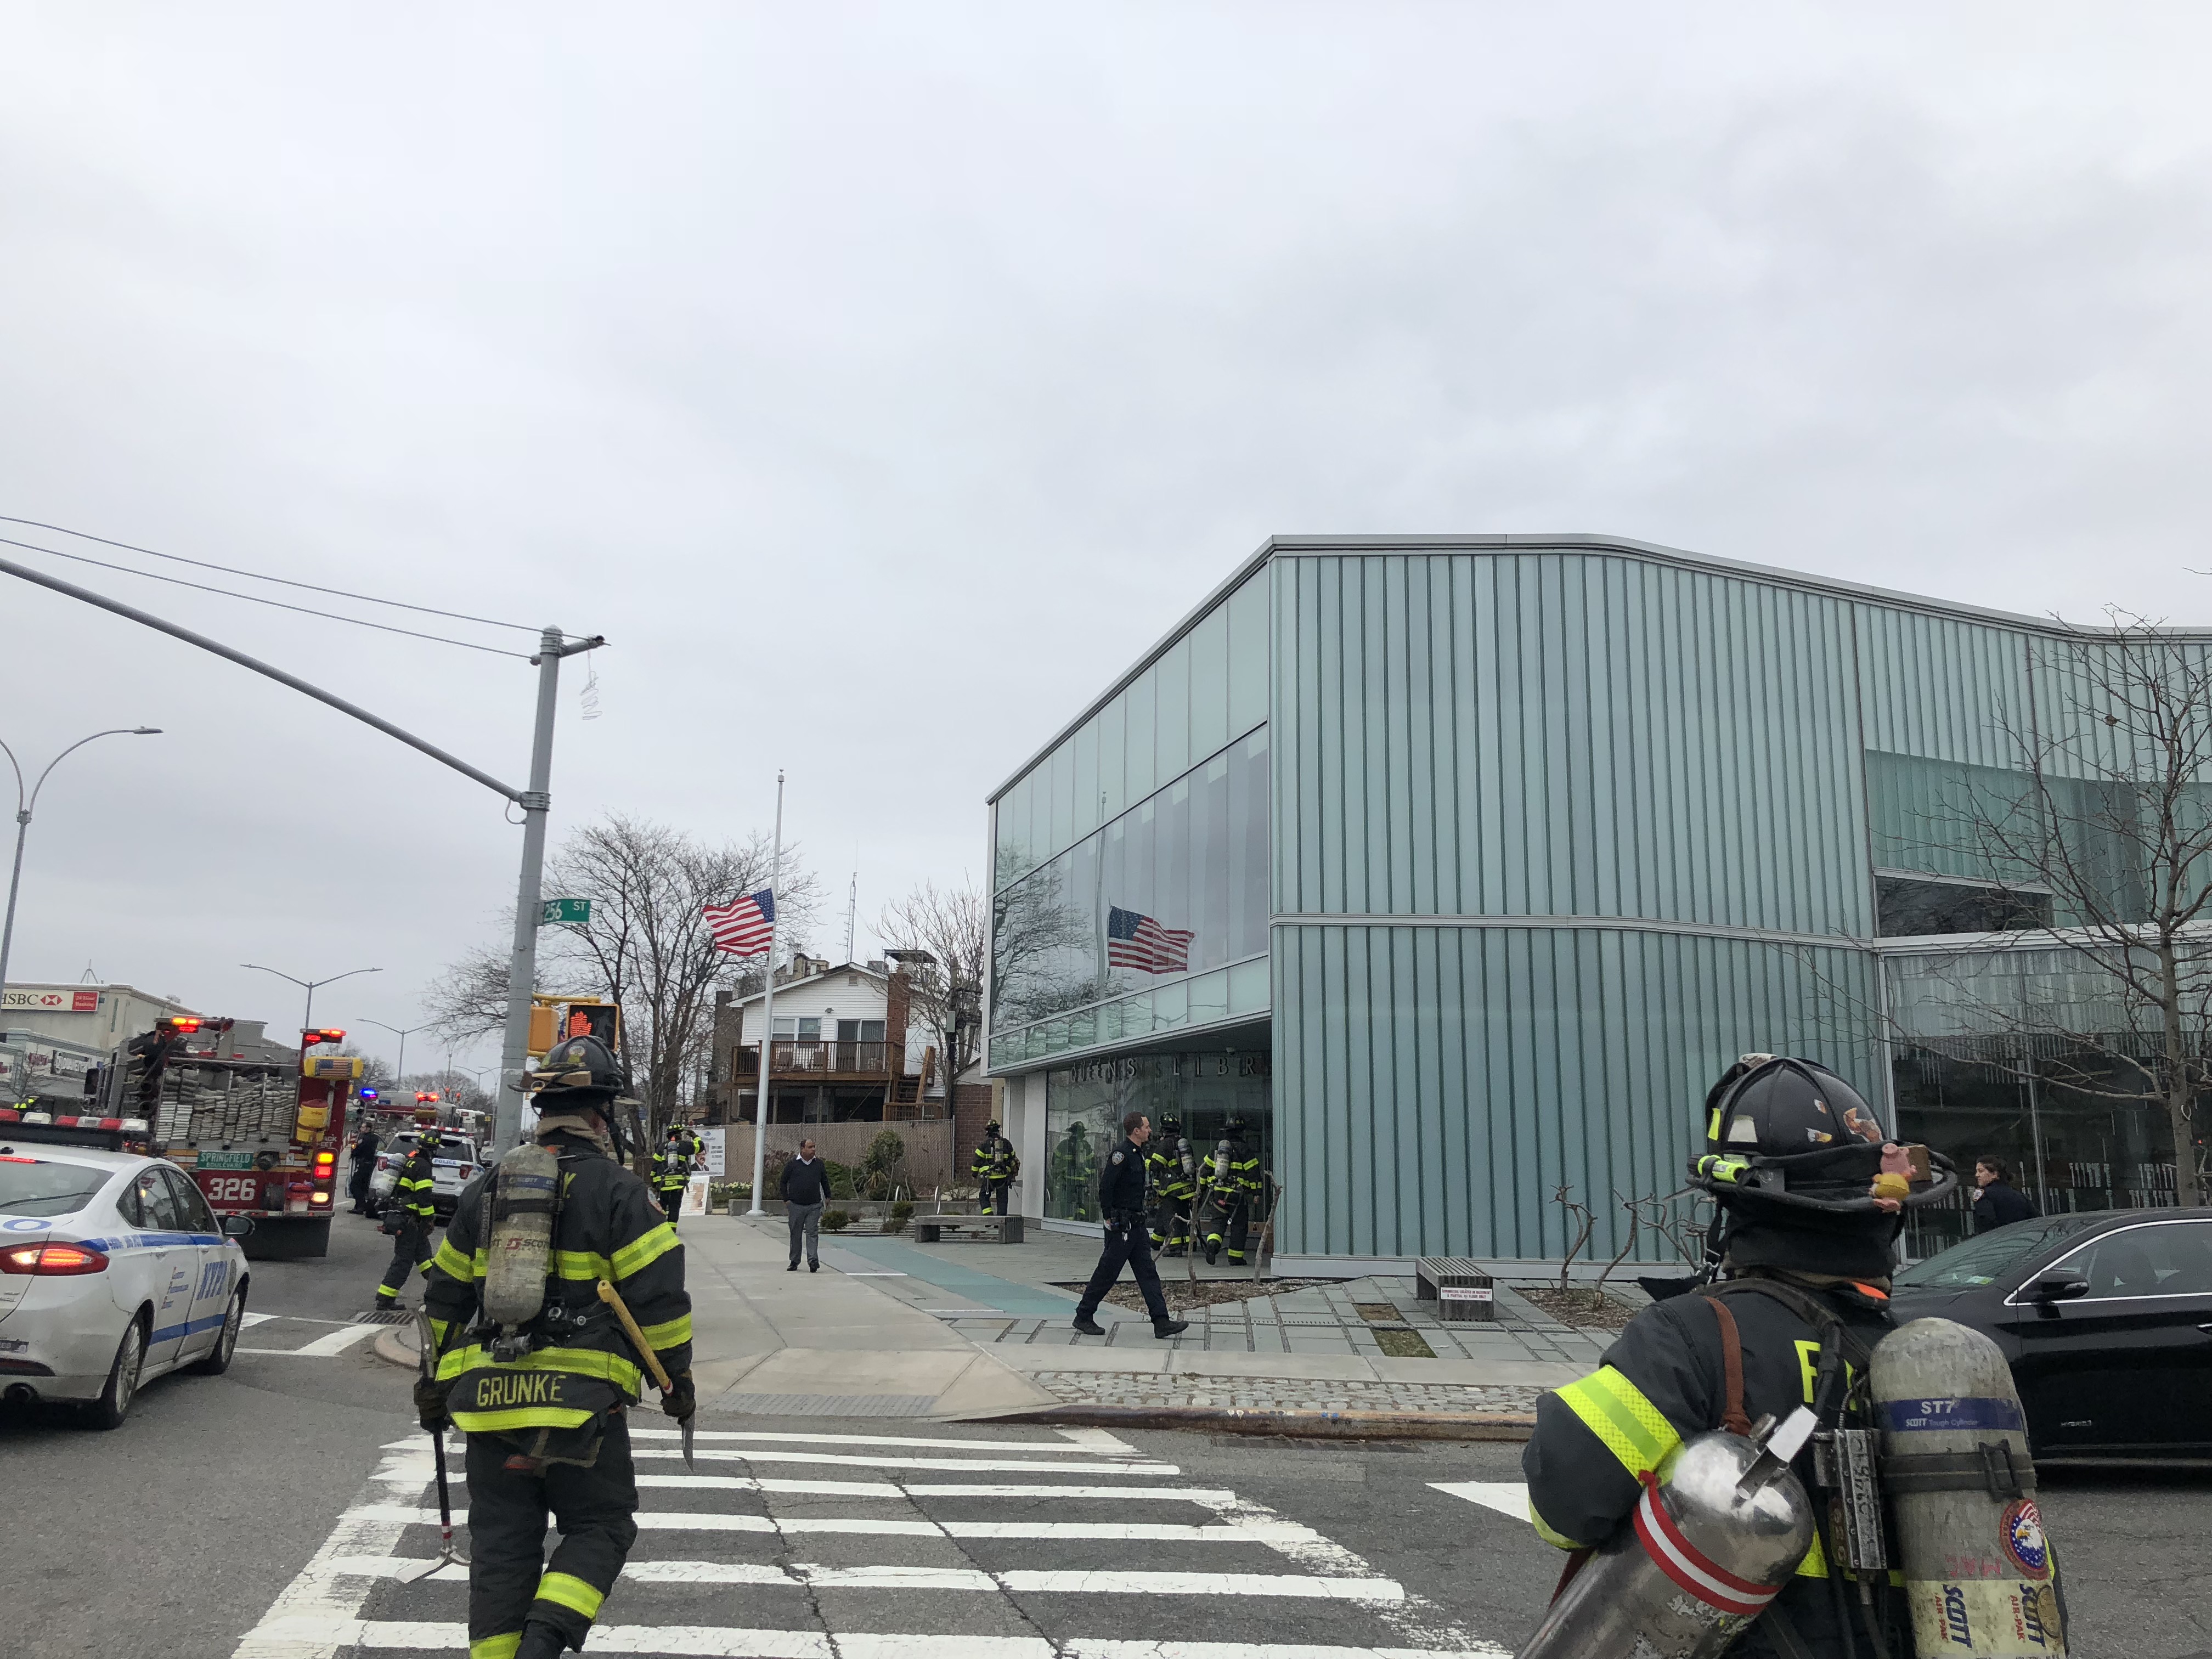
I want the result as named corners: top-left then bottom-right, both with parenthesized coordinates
top-left (597, 1278), bottom-right (676, 1394)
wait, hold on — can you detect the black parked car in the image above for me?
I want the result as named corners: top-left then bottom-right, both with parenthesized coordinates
top-left (1889, 1206), bottom-right (2212, 1457)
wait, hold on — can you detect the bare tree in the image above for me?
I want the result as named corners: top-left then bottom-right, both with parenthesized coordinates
top-left (424, 940), bottom-right (521, 1042)
top-left (878, 877), bottom-right (987, 1096)
top-left (1884, 616), bottom-right (2212, 1205)
top-left (986, 856), bottom-right (1092, 1028)
top-left (426, 814), bottom-right (818, 1163)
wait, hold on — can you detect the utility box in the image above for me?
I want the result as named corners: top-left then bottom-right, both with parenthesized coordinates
top-left (1417, 1255), bottom-right (1496, 1323)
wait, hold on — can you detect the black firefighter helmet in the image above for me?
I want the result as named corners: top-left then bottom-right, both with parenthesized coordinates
top-left (1690, 1053), bottom-right (1957, 1277)
top-left (1156, 1114), bottom-right (1182, 1137)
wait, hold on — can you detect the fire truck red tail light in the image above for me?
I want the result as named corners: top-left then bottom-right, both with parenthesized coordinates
top-left (309, 1192), bottom-right (331, 1205)
top-left (1, 1243), bottom-right (109, 1276)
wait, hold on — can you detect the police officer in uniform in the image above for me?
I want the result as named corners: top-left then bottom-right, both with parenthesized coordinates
top-left (1521, 1054), bottom-right (1953, 1659)
top-left (1071, 1111), bottom-right (1190, 1341)
top-left (1144, 1114), bottom-right (1197, 1255)
top-left (652, 1126), bottom-right (692, 1226)
top-left (1198, 1114), bottom-right (1263, 1266)
top-left (970, 1119), bottom-right (1019, 1215)
top-left (418, 1035), bottom-right (693, 1659)
top-left (374, 1121), bottom-right (442, 1309)
top-left (348, 1124), bottom-right (381, 1214)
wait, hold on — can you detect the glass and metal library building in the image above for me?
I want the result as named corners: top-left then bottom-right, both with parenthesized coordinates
top-left (984, 534), bottom-right (2209, 1269)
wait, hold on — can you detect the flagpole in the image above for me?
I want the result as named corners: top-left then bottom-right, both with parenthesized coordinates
top-left (746, 769), bottom-right (785, 1217)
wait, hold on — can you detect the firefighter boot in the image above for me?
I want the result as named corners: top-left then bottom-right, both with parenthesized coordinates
top-left (516, 1621), bottom-right (569, 1658)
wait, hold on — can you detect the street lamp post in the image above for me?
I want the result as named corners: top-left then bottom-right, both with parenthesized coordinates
top-left (240, 963), bottom-right (382, 1035)
top-left (0, 726), bottom-right (161, 996)
top-left (361, 1018), bottom-right (430, 1090)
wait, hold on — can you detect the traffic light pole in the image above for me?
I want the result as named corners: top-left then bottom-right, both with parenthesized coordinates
top-left (493, 628), bottom-right (598, 1156)
top-left (0, 553), bottom-right (601, 1155)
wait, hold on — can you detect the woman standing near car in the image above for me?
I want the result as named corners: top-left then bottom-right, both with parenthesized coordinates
top-left (1971, 1155), bottom-right (2038, 1233)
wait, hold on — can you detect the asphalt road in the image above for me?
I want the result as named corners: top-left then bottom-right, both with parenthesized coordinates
top-left (3, 1209), bottom-right (2209, 1658)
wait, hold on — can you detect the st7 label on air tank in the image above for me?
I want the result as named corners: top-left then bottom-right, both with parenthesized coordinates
top-left (1882, 1396), bottom-right (2023, 1432)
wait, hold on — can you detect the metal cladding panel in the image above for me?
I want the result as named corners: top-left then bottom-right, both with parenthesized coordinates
top-left (1272, 923), bottom-right (1880, 1260)
top-left (1853, 604), bottom-right (2034, 770)
top-left (1272, 552), bottom-right (1871, 936)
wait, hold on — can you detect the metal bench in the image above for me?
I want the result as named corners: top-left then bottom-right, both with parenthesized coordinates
top-left (913, 1213), bottom-right (1024, 1245)
top-left (1416, 1255), bottom-right (1496, 1322)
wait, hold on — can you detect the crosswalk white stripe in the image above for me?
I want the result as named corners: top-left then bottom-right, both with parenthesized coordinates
top-left (228, 1449), bottom-right (434, 1659)
top-left (627, 1427), bottom-right (1148, 1455)
top-left (333, 1508), bottom-right (1309, 1543)
top-left (1427, 1481), bottom-right (1530, 1520)
top-left (631, 1447), bottom-right (1179, 1476)
top-left (253, 1621), bottom-right (1509, 1657)
top-left (365, 1466), bottom-right (1240, 1503)
top-left (323, 1557), bottom-right (1406, 1599)
top-left (906, 1485), bottom-right (1240, 1502)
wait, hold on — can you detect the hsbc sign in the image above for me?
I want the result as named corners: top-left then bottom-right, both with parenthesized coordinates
top-left (0, 989), bottom-right (100, 1012)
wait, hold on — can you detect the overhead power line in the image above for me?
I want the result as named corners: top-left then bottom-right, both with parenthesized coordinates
top-left (0, 534), bottom-right (533, 659)
top-left (0, 515), bottom-right (544, 634)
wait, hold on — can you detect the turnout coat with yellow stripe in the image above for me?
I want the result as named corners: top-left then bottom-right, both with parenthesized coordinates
top-left (421, 1131), bottom-right (692, 1436)
top-left (1520, 1278), bottom-right (1893, 1658)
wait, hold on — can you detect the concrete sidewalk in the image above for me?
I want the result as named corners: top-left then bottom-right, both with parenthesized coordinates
top-left (383, 1214), bottom-right (1598, 1429)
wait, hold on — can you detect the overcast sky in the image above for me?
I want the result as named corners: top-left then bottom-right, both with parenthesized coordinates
top-left (1, 5), bottom-right (2205, 1077)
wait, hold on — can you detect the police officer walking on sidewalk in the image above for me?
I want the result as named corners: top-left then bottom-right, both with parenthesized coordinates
top-left (1072, 1110), bottom-right (1190, 1341)
top-left (374, 1119), bottom-right (442, 1310)
top-left (417, 1035), bottom-right (695, 1659)
top-left (1519, 1053), bottom-right (1962, 1658)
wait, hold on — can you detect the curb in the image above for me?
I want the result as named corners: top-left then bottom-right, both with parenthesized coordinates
top-left (373, 1328), bottom-right (418, 1372)
top-left (982, 1403), bottom-right (1536, 1441)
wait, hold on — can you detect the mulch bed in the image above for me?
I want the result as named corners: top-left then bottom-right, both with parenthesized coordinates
top-left (1515, 1285), bottom-right (1642, 1331)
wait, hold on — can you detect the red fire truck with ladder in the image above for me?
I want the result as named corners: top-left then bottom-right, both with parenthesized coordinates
top-left (105, 1016), bottom-right (361, 1260)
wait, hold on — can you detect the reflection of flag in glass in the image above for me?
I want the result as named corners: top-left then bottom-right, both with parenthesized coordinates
top-left (703, 889), bottom-right (776, 956)
top-left (1106, 905), bottom-right (1194, 974)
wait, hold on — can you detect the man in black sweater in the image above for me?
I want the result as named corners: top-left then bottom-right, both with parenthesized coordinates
top-left (1971, 1155), bottom-right (2038, 1233)
top-left (1072, 1111), bottom-right (1189, 1341)
top-left (781, 1137), bottom-right (832, 1271)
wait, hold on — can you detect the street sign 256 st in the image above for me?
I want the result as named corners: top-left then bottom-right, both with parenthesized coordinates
top-left (541, 899), bottom-right (592, 926)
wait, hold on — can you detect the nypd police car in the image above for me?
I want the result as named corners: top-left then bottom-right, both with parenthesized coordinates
top-left (0, 1109), bottom-right (252, 1427)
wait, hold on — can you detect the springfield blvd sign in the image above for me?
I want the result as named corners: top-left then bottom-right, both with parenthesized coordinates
top-left (541, 898), bottom-right (593, 926)
top-left (2, 990), bottom-right (99, 1012)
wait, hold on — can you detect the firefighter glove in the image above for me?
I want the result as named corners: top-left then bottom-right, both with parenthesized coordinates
top-left (662, 1370), bottom-right (697, 1421)
top-left (413, 1375), bottom-right (449, 1431)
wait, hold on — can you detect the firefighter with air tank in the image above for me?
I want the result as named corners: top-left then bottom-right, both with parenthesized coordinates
top-left (1145, 1113), bottom-right (1198, 1255)
top-left (1516, 1053), bottom-right (2068, 1658)
top-left (374, 1114), bottom-right (443, 1310)
top-left (416, 1034), bottom-right (694, 1659)
top-left (1197, 1114), bottom-right (1263, 1265)
top-left (970, 1119), bottom-right (1019, 1215)
top-left (652, 1124), bottom-right (696, 1226)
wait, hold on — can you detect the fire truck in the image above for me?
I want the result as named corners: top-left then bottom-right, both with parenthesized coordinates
top-left (109, 1015), bottom-right (360, 1260)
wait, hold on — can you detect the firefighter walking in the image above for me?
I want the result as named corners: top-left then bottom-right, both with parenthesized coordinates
top-left (1518, 1054), bottom-right (1968, 1658)
top-left (652, 1125), bottom-right (695, 1226)
top-left (1197, 1114), bottom-right (1263, 1265)
top-left (970, 1119), bottom-right (1019, 1215)
top-left (1145, 1114), bottom-right (1197, 1255)
top-left (417, 1034), bottom-right (694, 1659)
top-left (374, 1121), bottom-right (442, 1310)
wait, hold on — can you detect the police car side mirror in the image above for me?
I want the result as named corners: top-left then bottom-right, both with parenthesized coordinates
top-left (222, 1216), bottom-right (255, 1239)
top-left (2023, 1267), bottom-right (2089, 1305)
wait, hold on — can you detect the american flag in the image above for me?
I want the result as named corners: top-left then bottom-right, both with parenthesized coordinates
top-left (703, 888), bottom-right (776, 957)
top-left (1106, 905), bottom-right (1194, 975)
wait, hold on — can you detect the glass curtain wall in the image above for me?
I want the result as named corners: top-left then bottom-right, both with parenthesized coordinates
top-left (1887, 949), bottom-right (2196, 1256)
top-left (992, 726), bottom-right (1269, 1035)
top-left (1043, 1048), bottom-right (1272, 1222)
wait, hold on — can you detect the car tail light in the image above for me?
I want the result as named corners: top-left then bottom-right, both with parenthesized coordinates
top-left (1, 1243), bottom-right (110, 1276)
top-left (309, 1192), bottom-right (331, 1205)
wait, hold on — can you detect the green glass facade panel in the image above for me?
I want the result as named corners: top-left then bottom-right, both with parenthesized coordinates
top-left (1097, 697), bottom-right (1127, 826)
top-left (1853, 605), bottom-right (2032, 770)
top-left (1071, 716), bottom-right (1100, 843)
top-left (1273, 552), bottom-right (1872, 937)
top-left (1273, 923), bottom-right (1878, 1261)
top-left (1125, 667), bottom-right (1158, 809)
top-left (1190, 603), bottom-right (1231, 765)
top-left (1154, 636), bottom-right (1192, 785)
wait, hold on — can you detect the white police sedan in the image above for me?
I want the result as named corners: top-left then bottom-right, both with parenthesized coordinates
top-left (0, 1116), bottom-right (253, 1427)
